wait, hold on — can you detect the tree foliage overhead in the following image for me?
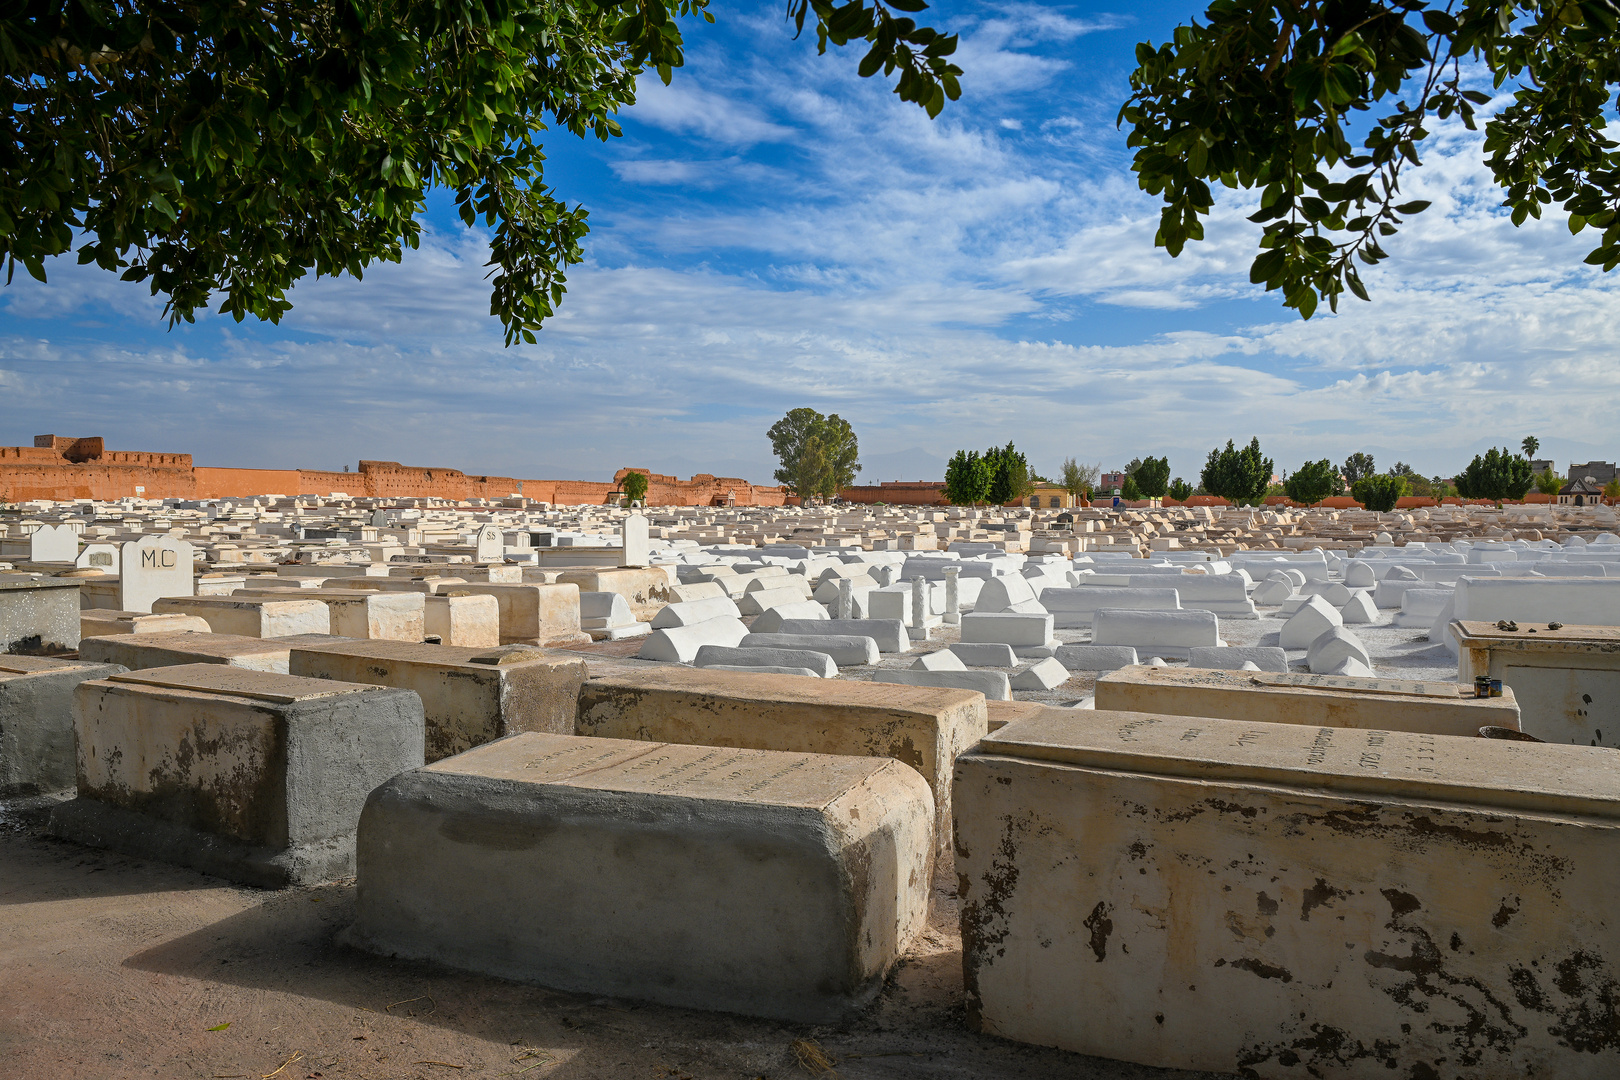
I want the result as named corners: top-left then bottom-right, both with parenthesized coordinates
top-left (1121, 1), bottom-right (1620, 319)
top-left (1454, 446), bottom-right (1534, 501)
top-left (3, 0), bottom-right (961, 344)
top-left (768, 407), bottom-right (860, 500)
top-left (1285, 458), bottom-right (1343, 504)
top-left (1352, 472), bottom-right (1408, 510)
top-left (1132, 455), bottom-right (1172, 498)
top-left (1200, 437), bottom-right (1274, 504)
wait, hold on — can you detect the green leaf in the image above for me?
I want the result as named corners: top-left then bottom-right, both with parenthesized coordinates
top-left (1421, 10), bottom-right (1459, 34)
top-left (207, 1023), bottom-right (230, 1032)
top-left (1392, 201), bottom-right (1430, 214)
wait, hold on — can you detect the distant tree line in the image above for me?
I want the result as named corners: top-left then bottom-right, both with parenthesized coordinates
top-left (933, 432), bottom-right (1578, 509)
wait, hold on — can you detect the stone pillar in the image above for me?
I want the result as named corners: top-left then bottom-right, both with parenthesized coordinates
top-left (943, 567), bottom-right (960, 626)
top-left (837, 578), bottom-right (853, 620)
top-left (911, 576), bottom-right (927, 630)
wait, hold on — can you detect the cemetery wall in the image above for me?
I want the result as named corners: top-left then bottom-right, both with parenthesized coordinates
top-left (0, 445), bottom-right (196, 502)
top-left (838, 481), bottom-right (949, 506)
top-left (0, 438), bottom-right (788, 506)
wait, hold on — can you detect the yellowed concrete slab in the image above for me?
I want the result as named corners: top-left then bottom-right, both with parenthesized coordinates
top-left (353, 731), bottom-right (934, 1023)
top-left (1094, 664), bottom-right (1518, 737)
top-left (575, 666), bottom-right (986, 855)
top-left (956, 709), bottom-right (1620, 1076)
top-left (289, 640), bottom-right (588, 761)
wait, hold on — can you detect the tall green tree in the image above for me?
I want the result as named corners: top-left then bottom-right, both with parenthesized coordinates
top-left (944, 450), bottom-right (992, 505)
top-left (984, 443), bottom-right (1032, 506)
top-left (1534, 468), bottom-right (1565, 496)
top-left (1522, 436), bottom-right (1541, 460)
top-left (1284, 459), bottom-right (1342, 504)
top-left (1341, 452), bottom-right (1376, 486)
top-left (1059, 458), bottom-right (1100, 502)
top-left (768, 408), bottom-right (860, 500)
top-left (1120, 473), bottom-right (1144, 501)
top-left (621, 470), bottom-right (649, 504)
top-left (1133, 456), bottom-right (1171, 498)
top-left (3, 0), bottom-right (960, 343)
top-left (1121, 3), bottom-right (1620, 318)
top-left (1454, 447), bottom-right (1535, 502)
top-left (1200, 437), bottom-right (1274, 505)
top-left (1352, 473), bottom-right (1408, 512)
top-left (1168, 477), bottom-right (1194, 502)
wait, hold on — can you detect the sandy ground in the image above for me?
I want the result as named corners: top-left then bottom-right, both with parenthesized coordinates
top-left (0, 798), bottom-right (1224, 1080)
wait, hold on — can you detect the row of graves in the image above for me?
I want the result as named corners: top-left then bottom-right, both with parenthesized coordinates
top-left (4, 495), bottom-right (1620, 1076)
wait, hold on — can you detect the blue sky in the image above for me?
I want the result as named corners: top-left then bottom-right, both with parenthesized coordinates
top-left (3, 1), bottom-right (1617, 487)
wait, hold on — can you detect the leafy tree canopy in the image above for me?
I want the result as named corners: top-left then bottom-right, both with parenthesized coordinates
top-left (1533, 467), bottom-right (1565, 495)
top-left (1522, 435), bottom-right (1541, 459)
top-left (1454, 446), bottom-right (1534, 501)
top-left (3, 0), bottom-right (961, 344)
top-left (1121, 473), bottom-right (1144, 501)
top-left (1389, 460), bottom-right (1418, 477)
top-left (1200, 437), bottom-right (1274, 505)
top-left (768, 408), bottom-right (860, 500)
top-left (1285, 458), bottom-right (1343, 504)
top-left (945, 449), bottom-right (992, 505)
top-left (1060, 457), bottom-right (1100, 500)
top-left (1121, 1), bottom-right (1620, 319)
top-left (1133, 455), bottom-right (1172, 498)
top-left (1341, 452), bottom-right (1376, 485)
top-left (984, 442), bottom-right (1033, 506)
top-left (1352, 472), bottom-right (1408, 511)
top-left (621, 469), bottom-right (649, 503)
top-left (1168, 477), bottom-right (1194, 502)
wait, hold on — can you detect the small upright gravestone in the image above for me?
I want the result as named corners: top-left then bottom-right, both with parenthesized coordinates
top-left (29, 524), bottom-right (77, 563)
top-left (76, 544), bottom-right (119, 573)
top-left (621, 514), bottom-right (650, 568)
top-left (475, 524), bottom-right (503, 563)
top-left (118, 536), bottom-right (194, 614)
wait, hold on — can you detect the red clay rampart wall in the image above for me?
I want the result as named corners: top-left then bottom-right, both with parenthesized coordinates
top-left (839, 482), bottom-right (948, 506)
top-left (0, 439), bottom-right (787, 506)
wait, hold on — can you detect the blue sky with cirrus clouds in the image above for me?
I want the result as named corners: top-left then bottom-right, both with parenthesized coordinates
top-left (3, 0), bottom-right (1617, 488)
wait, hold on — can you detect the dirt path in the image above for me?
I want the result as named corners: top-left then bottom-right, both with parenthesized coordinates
top-left (0, 803), bottom-right (1218, 1080)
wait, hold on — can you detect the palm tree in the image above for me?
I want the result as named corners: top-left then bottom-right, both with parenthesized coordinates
top-left (1522, 436), bottom-right (1540, 460)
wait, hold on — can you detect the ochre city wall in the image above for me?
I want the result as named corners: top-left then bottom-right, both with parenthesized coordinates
top-left (837, 482), bottom-right (949, 506)
top-left (0, 438), bottom-right (787, 506)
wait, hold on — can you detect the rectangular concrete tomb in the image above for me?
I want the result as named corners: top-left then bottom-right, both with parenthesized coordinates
top-left (288, 639), bottom-right (588, 761)
top-left (1453, 620), bottom-right (1620, 747)
top-left (152, 595), bottom-right (331, 638)
top-left (49, 664), bottom-right (424, 886)
top-left (955, 708), bottom-right (1620, 1077)
top-left (1095, 665), bottom-right (1520, 737)
top-left (79, 630), bottom-right (345, 674)
top-left (349, 731), bottom-right (933, 1023)
top-left (575, 666), bottom-right (987, 854)
top-left (0, 655), bottom-right (127, 798)
top-left (237, 587), bottom-right (425, 642)
top-left (0, 577), bottom-right (80, 655)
